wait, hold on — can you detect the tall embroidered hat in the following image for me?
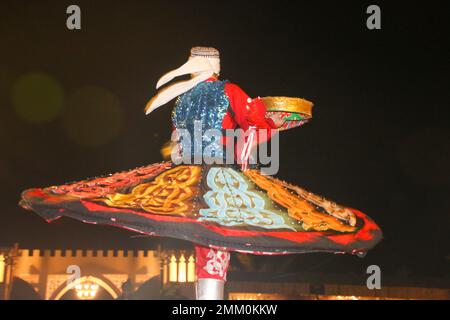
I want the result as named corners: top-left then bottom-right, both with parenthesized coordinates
top-left (190, 46), bottom-right (220, 58)
top-left (145, 46), bottom-right (221, 114)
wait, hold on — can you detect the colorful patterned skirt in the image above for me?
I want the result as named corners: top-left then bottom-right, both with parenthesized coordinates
top-left (20, 162), bottom-right (382, 255)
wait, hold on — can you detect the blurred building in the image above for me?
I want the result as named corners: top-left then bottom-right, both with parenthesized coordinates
top-left (0, 246), bottom-right (195, 300)
top-left (0, 246), bottom-right (448, 300)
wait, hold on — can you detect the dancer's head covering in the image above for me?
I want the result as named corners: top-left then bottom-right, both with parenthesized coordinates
top-left (145, 47), bottom-right (221, 114)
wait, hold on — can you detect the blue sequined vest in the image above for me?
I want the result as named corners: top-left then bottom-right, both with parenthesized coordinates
top-left (172, 80), bottom-right (230, 161)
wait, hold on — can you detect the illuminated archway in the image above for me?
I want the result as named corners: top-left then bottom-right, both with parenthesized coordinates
top-left (51, 275), bottom-right (120, 300)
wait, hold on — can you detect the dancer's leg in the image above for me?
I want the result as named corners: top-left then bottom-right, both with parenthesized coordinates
top-left (195, 246), bottom-right (230, 300)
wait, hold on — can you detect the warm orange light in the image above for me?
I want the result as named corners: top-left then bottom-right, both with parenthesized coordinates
top-left (166, 253), bottom-right (196, 284)
top-left (74, 281), bottom-right (99, 300)
top-left (229, 293), bottom-right (287, 300)
top-left (187, 255), bottom-right (196, 282)
top-left (333, 295), bottom-right (359, 300)
top-left (169, 254), bottom-right (178, 282)
top-left (178, 254), bottom-right (187, 283)
top-left (0, 254), bottom-right (5, 284)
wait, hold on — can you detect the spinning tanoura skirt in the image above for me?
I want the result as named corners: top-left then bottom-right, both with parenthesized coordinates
top-left (20, 162), bottom-right (382, 255)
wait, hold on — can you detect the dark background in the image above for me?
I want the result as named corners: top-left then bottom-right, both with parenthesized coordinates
top-left (0, 0), bottom-right (448, 285)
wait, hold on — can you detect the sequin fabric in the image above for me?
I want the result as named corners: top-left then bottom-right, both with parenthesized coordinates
top-left (172, 80), bottom-right (230, 160)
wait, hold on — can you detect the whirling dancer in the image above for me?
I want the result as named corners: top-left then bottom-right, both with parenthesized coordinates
top-left (20, 47), bottom-right (382, 300)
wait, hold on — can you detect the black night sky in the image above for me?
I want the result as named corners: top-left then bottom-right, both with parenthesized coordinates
top-left (0, 0), bottom-right (448, 285)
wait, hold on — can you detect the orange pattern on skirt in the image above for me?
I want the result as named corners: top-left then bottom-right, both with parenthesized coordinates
top-left (244, 170), bottom-right (356, 232)
top-left (100, 165), bottom-right (201, 216)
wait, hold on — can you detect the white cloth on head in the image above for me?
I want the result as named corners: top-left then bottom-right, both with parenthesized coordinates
top-left (145, 56), bottom-right (220, 115)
